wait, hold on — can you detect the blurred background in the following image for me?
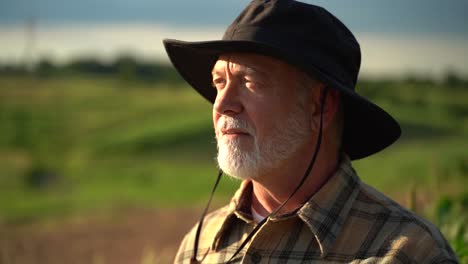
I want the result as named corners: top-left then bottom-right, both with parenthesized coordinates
top-left (0, 0), bottom-right (467, 263)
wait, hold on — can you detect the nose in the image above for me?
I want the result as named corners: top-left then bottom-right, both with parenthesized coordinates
top-left (213, 79), bottom-right (243, 116)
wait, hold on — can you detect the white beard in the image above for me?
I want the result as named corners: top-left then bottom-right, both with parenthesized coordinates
top-left (215, 103), bottom-right (310, 180)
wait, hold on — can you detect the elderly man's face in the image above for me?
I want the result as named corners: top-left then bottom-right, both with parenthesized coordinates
top-left (212, 53), bottom-right (312, 179)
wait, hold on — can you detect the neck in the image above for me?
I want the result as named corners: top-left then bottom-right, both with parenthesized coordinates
top-left (251, 140), bottom-right (340, 217)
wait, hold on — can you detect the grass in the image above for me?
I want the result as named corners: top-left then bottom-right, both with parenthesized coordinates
top-left (0, 75), bottom-right (237, 223)
top-left (0, 74), bottom-right (466, 259)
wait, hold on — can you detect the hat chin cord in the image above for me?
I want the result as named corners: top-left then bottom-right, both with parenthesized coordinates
top-left (191, 88), bottom-right (329, 264)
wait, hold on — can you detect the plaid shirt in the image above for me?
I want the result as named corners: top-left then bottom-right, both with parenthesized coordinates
top-left (175, 156), bottom-right (457, 263)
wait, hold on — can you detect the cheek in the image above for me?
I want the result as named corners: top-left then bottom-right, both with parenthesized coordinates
top-left (244, 104), bottom-right (273, 138)
top-left (254, 101), bottom-right (295, 135)
top-left (213, 112), bottom-right (220, 131)
top-left (212, 110), bottom-right (217, 123)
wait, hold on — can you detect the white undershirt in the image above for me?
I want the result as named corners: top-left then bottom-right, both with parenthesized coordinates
top-left (251, 205), bottom-right (266, 222)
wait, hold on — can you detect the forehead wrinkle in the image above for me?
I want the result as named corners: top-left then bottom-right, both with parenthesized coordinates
top-left (212, 55), bottom-right (238, 77)
top-left (212, 59), bottom-right (226, 77)
top-left (226, 57), bottom-right (248, 77)
top-left (231, 59), bottom-right (266, 77)
top-left (214, 54), bottom-right (270, 78)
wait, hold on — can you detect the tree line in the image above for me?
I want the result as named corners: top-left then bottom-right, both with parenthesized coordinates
top-left (0, 55), bottom-right (467, 88)
top-left (0, 55), bottom-right (182, 83)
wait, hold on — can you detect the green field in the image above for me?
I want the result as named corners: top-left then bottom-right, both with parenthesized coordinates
top-left (0, 75), bottom-right (466, 260)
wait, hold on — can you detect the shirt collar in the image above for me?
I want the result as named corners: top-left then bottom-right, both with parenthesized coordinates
top-left (297, 155), bottom-right (361, 257)
top-left (211, 180), bottom-right (254, 251)
top-left (211, 155), bottom-right (361, 257)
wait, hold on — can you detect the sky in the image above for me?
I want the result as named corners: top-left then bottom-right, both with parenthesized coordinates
top-left (1, 0), bottom-right (467, 77)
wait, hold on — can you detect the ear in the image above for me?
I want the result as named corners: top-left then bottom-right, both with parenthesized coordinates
top-left (309, 86), bottom-right (341, 132)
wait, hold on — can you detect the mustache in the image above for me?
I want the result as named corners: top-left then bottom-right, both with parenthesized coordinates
top-left (217, 116), bottom-right (255, 136)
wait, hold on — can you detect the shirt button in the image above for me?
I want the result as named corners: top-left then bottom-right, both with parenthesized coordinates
top-left (251, 252), bottom-right (262, 263)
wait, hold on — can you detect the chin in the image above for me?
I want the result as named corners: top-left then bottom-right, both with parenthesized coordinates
top-left (217, 143), bottom-right (260, 180)
top-left (220, 167), bottom-right (259, 181)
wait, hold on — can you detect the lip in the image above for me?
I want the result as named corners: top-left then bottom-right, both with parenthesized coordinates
top-left (221, 128), bottom-right (250, 136)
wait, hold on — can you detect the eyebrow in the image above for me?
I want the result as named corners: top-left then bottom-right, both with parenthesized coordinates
top-left (211, 69), bottom-right (223, 76)
top-left (211, 64), bottom-right (267, 78)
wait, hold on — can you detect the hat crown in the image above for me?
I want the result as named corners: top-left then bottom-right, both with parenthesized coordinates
top-left (223, 0), bottom-right (361, 89)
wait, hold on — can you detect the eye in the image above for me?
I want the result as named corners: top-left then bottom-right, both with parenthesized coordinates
top-left (243, 77), bottom-right (257, 90)
top-left (212, 77), bottom-right (226, 90)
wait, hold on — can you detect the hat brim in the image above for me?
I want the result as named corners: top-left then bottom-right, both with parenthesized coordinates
top-left (163, 39), bottom-right (401, 160)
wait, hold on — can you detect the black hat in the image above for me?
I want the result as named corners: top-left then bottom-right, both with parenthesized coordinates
top-left (163, 0), bottom-right (401, 160)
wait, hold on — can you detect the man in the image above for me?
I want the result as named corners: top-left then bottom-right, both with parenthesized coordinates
top-left (164, 0), bottom-right (457, 263)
